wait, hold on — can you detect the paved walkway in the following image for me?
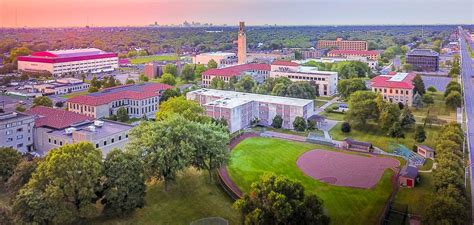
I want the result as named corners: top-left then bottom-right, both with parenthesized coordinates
top-left (315, 96), bottom-right (340, 114)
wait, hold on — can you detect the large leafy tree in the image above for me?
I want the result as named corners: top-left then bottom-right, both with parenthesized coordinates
top-left (412, 74), bottom-right (426, 95)
top-left (12, 142), bottom-right (103, 224)
top-left (210, 77), bottom-right (226, 90)
top-left (156, 96), bottom-right (210, 123)
top-left (160, 73), bottom-right (176, 86)
top-left (181, 64), bottom-right (195, 81)
top-left (207, 59), bottom-right (218, 69)
top-left (379, 103), bottom-right (401, 131)
top-left (400, 107), bottom-right (416, 129)
top-left (234, 174), bottom-right (329, 225)
top-left (235, 75), bottom-right (256, 93)
top-left (337, 78), bottom-right (367, 99)
top-left (101, 149), bottom-right (146, 216)
top-left (445, 91), bottom-right (462, 109)
top-left (413, 125), bottom-right (426, 143)
top-left (190, 122), bottom-right (229, 181)
top-left (286, 82), bottom-right (316, 99)
top-left (346, 91), bottom-right (380, 128)
top-left (32, 96), bottom-right (53, 107)
top-left (0, 147), bottom-right (22, 182)
top-left (159, 88), bottom-right (182, 103)
top-left (272, 115), bottom-right (283, 129)
top-left (126, 116), bottom-right (195, 190)
top-left (7, 158), bottom-right (40, 196)
top-left (116, 107), bottom-right (129, 122)
top-left (163, 63), bottom-right (178, 76)
top-left (293, 116), bottom-right (307, 132)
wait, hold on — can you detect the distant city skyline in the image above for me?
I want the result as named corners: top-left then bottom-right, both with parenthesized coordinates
top-left (1, 0), bottom-right (473, 28)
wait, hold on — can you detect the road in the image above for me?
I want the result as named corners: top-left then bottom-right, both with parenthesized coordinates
top-left (459, 26), bottom-right (474, 220)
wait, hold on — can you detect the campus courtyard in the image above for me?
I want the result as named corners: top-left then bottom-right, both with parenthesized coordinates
top-left (227, 137), bottom-right (402, 225)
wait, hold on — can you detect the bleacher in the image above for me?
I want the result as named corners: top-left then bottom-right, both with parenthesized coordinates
top-left (391, 144), bottom-right (425, 166)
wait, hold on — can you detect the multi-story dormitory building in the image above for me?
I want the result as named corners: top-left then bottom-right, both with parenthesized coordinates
top-left (67, 82), bottom-right (172, 119)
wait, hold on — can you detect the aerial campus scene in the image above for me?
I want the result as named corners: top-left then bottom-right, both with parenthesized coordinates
top-left (0, 0), bottom-right (473, 225)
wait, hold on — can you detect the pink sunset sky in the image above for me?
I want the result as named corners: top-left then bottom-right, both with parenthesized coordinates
top-left (1, 0), bottom-right (473, 27)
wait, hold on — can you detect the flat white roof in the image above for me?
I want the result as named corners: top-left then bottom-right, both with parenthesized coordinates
top-left (48, 48), bottom-right (104, 55)
top-left (190, 88), bottom-right (313, 108)
top-left (197, 52), bottom-right (236, 57)
top-left (388, 73), bottom-right (409, 82)
top-left (297, 66), bottom-right (338, 75)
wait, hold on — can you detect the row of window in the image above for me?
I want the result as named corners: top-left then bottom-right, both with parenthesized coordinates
top-left (373, 88), bottom-right (410, 95)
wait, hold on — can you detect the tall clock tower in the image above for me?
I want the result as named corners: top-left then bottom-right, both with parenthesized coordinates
top-left (237, 21), bottom-right (247, 64)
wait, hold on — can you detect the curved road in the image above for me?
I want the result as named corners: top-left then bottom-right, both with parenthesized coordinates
top-left (459, 27), bottom-right (474, 220)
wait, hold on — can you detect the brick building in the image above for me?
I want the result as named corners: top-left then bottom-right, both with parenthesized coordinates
top-left (371, 72), bottom-right (416, 106)
top-left (406, 49), bottom-right (439, 72)
top-left (317, 38), bottom-right (368, 51)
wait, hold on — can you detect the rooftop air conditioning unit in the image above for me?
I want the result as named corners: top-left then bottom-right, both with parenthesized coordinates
top-left (94, 120), bottom-right (104, 127)
top-left (65, 127), bottom-right (76, 134)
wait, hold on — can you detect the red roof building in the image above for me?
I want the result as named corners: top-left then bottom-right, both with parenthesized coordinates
top-left (327, 50), bottom-right (380, 60)
top-left (25, 106), bottom-right (93, 129)
top-left (271, 61), bottom-right (299, 67)
top-left (18, 48), bottom-right (119, 76)
top-left (201, 63), bottom-right (270, 87)
top-left (371, 72), bottom-right (416, 106)
top-left (66, 82), bottom-right (172, 119)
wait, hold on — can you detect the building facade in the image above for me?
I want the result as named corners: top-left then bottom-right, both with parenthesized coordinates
top-left (33, 78), bottom-right (90, 95)
top-left (25, 106), bottom-right (132, 156)
top-left (192, 52), bottom-right (238, 68)
top-left (0, 111), bottom-right (35, 153)
top-left (269, 61), bottom-right (338, 96)
top-left (18, 48), bottom-right (119, 76)
top-left (66, 82), bottom-right (172, 119)
top-left (187, 89), bottom-right (315, 133)
top-left (371, 72), bottom-right (416, 106)
top-left (201, 63), bottom-right (270, 87)
top-left (406, 49), bottom-right (439, 72)
top-left (327, 50), bottom-right (380, 61)
top-left (300, 49), bottom-right (328, 59)
top-left (317, 38), bottom-right (368, 51)
top-left (237, 22), bottom-right (247, 64)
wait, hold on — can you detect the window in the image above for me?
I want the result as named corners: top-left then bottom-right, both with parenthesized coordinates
top-left (119, 136), bottom-right (122, 140)
top-left (96, 143), bottom-right (99, 148)
top-left (54, 140), bottom-right (57, 144)
top-left (104, 141), bottom-right (107, 146)
top-left (7, 137), bottom-right (13, 142)
top-left (48, 138), bottom-right (51, 143)
top-left (6, 130), bottom-right (12, 135)
top-left (59, 141), bottom-right (63, 146)
top-left (17, 143), bottom-right (23, 148)
top-left (126, 134), bottom-right (129, 138)
top-left (111, 138), bottom-right (114, 143)
top-left (17, 128), bottom-right (23, 132)
top-left (17, 135), bottom-right (23, 140)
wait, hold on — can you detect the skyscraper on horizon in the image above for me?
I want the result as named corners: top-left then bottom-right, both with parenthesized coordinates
top-left (237, 21), bottom-right (247, 64)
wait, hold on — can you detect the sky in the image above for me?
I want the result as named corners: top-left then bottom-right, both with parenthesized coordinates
top-left (0, 0), bottom-right (473, 27)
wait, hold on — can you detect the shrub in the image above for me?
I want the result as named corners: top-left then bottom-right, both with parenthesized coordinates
top-left (341, 122), bottom-right (351, 133)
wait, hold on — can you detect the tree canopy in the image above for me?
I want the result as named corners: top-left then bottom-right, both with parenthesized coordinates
top-left (155, 96), bottom-right (209, 123)
top-left (32, 96), bottom-right (53, 107)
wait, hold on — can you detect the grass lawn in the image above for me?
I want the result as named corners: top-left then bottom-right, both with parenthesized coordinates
top-left (410, 92), bottom-right (456, 124)
top-left (130, 55), bottom-right (178, 64)
top-left (228, 137), bottom-right (399, 225)
top-left (315, 100), bottom-right (327, 107)
top-left (62, 91), bottom-right (89, 99)
top-left (393, 173), bottom-right (434, 215)
top-left (320, 111), bottom-right (346, 121)
top-left (93, 168), bottom-right (239, 225)
top-left (316, 96), bottom-right (336, 101)
top-left (419, 159), bottom-right (433, 171)
top-left (330, 123), bottom-right (441, 152)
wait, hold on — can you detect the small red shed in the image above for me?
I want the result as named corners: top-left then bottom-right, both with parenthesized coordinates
top-left (399, 166), bottom-right (419, 188)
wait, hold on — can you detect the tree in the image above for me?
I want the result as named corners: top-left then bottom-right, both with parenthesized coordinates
top-left (8, 46), bottom-right (31, 64)
top-left (337, 78), bottom-right (367, 99)
top-left (444, 81), bottom-right (462, 97)
top-left (116, 107), bottom-right (129, 122)
top-left (423, 186), bottom-right (468, 225)
top-left (190, 122), bottom-right (230, 181)
top-left (427, 86), bottom-right (437, 93)
top-left (138, 74), bottom-right (149, 82)
top-left (402, 63), bottom-right (413, 72)
top-left (341, 122), bottom-right (351, 133)
top-left (412, 93), bottom-right (423, 109)
top-left (286, 82), bottom-right (316, 99)
top-left (194, 64), bottom-right (207, 79)
top-left (163, 64), bottom-right (177, 76)
top-left (234, 174), bottom-right (329, 225)
top-left (32, 96), bottom-right (53, 107)
top-left (207, 59), bottom-right (218, 69)
top-left (0, 147), bottom-right (22, 182)
top-left (101, 149), bottom-right (145, 216)
top-left (156, 96), bottom-right (209, 123)
top-left (15, 105), bottom-right (26, 112)
top-left (307, 119), bottom-right (316, 130)
top-left (235, 75), bottom-right (256, 93)
top-left (12, 142), bottom-right (103, 224)
top-left (379, 103), bottom-right (401, 131)
top-left (271, 82), bottom-right (288, 96)
top-left (126, 116), bottom-right (194, 190)
top-left (422, 94), bottom-right (434, 105)
top-left (346, 91), bottom-right (380, 128)
top-left (412, 74), bottom-right (425, 95)
top-left (210, 77), bottom-right (226, 90)
top-left (181, 64), bottom-right (195, 81)
top-left (400, 107), bottom-right (416, 129)
top-left (88, 86), bottom-right (99, 93)
top-left (159, 88), bottom-right (181, 103)
top-left (125, 79), bottom-right (136, 84)
top-left (293, 116), bottom-right (307, 132)
top-left (272, 115), bottom-right (283, 129)
top-left (160, 73), bottom-right (176, 86)
top-left (445, 91), bottom-right (462, 109)
top-left (388, 122), bottom-right (404, 138)
top-left (90, 75), bottom-right (102, 89)
top-left (414, 125), bottom-right (427, 143)
top-left (7, 158), bottom-right (40, 196)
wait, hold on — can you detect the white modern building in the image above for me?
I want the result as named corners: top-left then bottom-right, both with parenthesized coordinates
top-left (201, 63), bottom-right (270, 87)
top-left (0, 111), bottom-right (35, 153)
top-left (18, 48), bottom-right (119, 76)
top-left (192, 52), bottom-right (238, 68)
top-left (296, 56), bottom-right (378, 70)
top-left (33, 78), bottom-right (90, 95)
top-left (187, 89), bottom-right (315, 133)
top-left (269, 61), bottom-right (338, 96)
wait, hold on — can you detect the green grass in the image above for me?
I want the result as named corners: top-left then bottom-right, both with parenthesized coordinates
top-left (419, 159), bottom-right (433, 171)
top-left (316, 96), bottom-right (336, 101)
top-left (93, 168), bottom-right (239, 225)
top-left (62, 91), bottom-right (89, 99)
top-left (320, 111), bottom-right (346, 121)
top-left (228, 137), bottom-right (398, 225)
top-left (411, 92), bottom-right (456, 123)
top-left (130, 55), bottom-right (178, 64)
top-left (315, 100), bottom-right (327, 107)
top-left (330, 123), bottom-right (441, 152)
top-left (393, 173), bottom-right (434, 215)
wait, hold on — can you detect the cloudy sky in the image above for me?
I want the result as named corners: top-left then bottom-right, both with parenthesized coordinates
top-left (1, 0), bottom-right (473, 27)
